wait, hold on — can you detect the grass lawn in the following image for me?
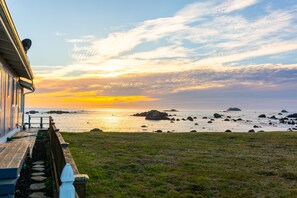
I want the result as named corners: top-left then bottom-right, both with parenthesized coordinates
top-left (62, 132), bottom-right (297, 198)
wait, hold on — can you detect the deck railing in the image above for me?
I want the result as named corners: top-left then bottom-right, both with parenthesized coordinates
top-left (27, 115), bottom-right (50, 128)
top-left (49, 117), bottom-right (89, 198)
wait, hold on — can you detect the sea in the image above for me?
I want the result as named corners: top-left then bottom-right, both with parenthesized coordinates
top-left (24, 108), bottom-right (297, 133)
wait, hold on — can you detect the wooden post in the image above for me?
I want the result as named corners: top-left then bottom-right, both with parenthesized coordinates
top-left (28, 115), bottom-right (31, 128)
top-left (40, 117), bottom-right (43, 128)
top-left (59, 163), bottom-right (75, 198)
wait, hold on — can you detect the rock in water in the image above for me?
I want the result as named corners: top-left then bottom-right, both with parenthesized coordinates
top-left (287, 113), bottom-right (297, 118)
top-left (281, 110), bottom-right (288, 113)
top-left (258, 114), bottom-right (266, 118)
top-left (145, 110), bottom-right (169, 120)
top-left (187, 116), bottom-right (194, 121)
top-left (90, 128), bottom-right (103, 132)
top-left (214, 113), bottom-right (222, 118)
top-left (227, 107), bottom-right (241, 111)
top-left (132, 112), bottom-right (148, 117)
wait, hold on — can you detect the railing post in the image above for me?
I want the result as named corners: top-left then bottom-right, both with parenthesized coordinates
top-left (59, 163), bottom-right (75, 198)
top-left (40, 117), bottom-right (43, 128)
top-left (28, 115), bottom-right (31, 128)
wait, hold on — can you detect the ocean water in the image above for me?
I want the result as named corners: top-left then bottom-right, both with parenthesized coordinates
top-left (24, 108), bottom-right (297, 133)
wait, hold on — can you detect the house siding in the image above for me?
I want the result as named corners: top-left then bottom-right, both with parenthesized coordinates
top-left (0, 55), bottom-right (23, 141)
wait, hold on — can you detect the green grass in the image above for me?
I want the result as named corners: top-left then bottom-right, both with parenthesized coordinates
top-left (62, 132), bottom-right (297, 198)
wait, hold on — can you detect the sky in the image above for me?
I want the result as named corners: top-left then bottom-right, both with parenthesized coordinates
top-left (6, 0), bottom-right (297, 110)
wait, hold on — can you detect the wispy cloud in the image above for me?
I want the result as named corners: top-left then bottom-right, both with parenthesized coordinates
top-left (31, 0), bottom-right (297, 108)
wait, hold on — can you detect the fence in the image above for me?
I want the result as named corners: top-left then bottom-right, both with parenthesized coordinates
top-left (49, 117), bottom-right (89, 198)
top-left (26, 115), bottom-right (50, 128)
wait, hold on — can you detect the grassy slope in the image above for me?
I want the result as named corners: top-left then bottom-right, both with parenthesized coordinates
top-left (62, 132), bottom-right (297, 198)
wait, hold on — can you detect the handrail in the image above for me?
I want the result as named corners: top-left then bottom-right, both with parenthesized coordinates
top-left (27, 115), bottom-right (50, 128)
top-left (49, 117), bottom-right (89, 198)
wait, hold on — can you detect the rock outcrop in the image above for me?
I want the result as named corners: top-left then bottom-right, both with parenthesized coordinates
top-left (90, 128), bottom-right (103, 132)
top-left (227, 107), bottom-right (241, 111)
top-left (214, 113), bottom-right (222, 118)
top-left (258, 114), bottom-right (266, 118)
top-left (145, 110), bottom-right (169, 120)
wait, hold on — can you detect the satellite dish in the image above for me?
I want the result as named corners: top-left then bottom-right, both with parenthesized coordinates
top-left (22, 39), bottom-right (32, 53)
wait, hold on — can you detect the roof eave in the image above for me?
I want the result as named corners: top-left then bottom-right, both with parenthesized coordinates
top-left (0, 0), bottom-right (34, 80)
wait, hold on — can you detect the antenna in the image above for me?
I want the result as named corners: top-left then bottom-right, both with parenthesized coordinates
top-left (22, 39), bottom-right (32, 54)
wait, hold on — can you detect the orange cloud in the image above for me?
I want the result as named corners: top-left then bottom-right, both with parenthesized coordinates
top-left (26, 88), bottom-right (158, 108)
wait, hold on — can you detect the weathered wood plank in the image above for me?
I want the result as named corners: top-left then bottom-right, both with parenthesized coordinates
top-left (14, 132), bottom-right (37, 157)
top-left (0, 141), bottom-right (20, 167)
top-left (0, 140), bottom-right (29, 179)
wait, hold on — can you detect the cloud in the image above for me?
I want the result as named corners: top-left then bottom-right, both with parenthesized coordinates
top-left (218, 0), bottom-right (259, 13)
top-left (30, 0), bottom-right (297, 108)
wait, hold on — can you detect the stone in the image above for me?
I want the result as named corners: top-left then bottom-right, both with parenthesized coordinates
top-left (90, 128), bottom-right (103, 132)
top-left (31, 176), bottom-right (47, 182)
top-left (190, 130), bottom-right (197, 132)
top-left (32, 172), bottom-right (45, 176)
top-left (208, 121), bottom-right (212, 123)
top-left (287, 113), bottom-right (297, 118)
top-left (253, 125), bottom-right (261, 128)
top-left (195, 123), bottom-right (198, 125)
top-left (33, 161), bottom-right (45, 165)
top-left (155, 130), bottom-right (162, 133)
top-left (132, 112), bottom-right (148, 117)
top-left (141, 125), bottom-right (147, 128)
top-left (32, 167), bottom-right (45, 172)
top-left (30, 183), bottom-right (46, 191)
top-left (187, 116), bottom-right (194, 121)
top-left (176, 119), bottom-right (180, 121)
top-left (248, 129), bottom-right (255, 133)
top-left (33, 164), bottom-right (45, 168)
top-left (227, 107), bottom-right (241, 111)
top-left (46, 110), bottom-right (73, 114)
top-left (281, 110), bottom-right (288, 113)
top-left (164, 109), bottom-right (178, 112)
top-left (225, 130), bottom-right (232, 132)
top-left (214, 113), bottom-right (222, 118)
top-left (145, 110), bottom-right (169, 120)
top-left (270, 115), bottom-right (277, 119)
top-left (29, 192), bottom-right (48, 198)
top-left (258, 114), bottom-right (266, 118)
top-left (26, 110), bottom-right (39, 114)
top-left (202, 117), bottom-right (207, 119)
top-left (237, 118), bottom-right (243, 121)
top-left (224, 119), bottom-right (230, 121)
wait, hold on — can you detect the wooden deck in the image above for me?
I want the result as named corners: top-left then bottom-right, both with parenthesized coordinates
top-left (0, 128), bottom-right (43, 196)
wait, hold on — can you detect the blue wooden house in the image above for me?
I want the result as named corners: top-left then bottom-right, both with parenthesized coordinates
top-left (0, 0), bottom-right (35, 196)
top-left (0, 0), bottom-right (34, 143)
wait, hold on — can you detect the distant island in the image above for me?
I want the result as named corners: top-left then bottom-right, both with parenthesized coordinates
top-left (227, 107), bottom-right (242, 111)
top-left (164, 109), bottom-right (178, 112)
